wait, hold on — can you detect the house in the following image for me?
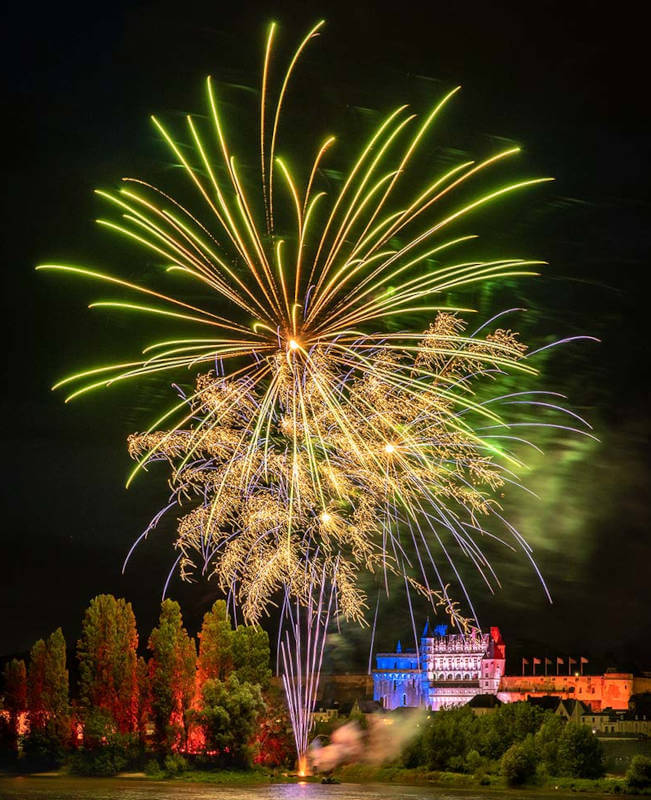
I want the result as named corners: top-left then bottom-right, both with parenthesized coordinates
top-left (467, 693), bottom-right (502, 715)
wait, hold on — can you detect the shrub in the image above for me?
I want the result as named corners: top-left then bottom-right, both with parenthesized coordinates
top-left (465, 748), bottom-right (483, 774)
top-left (627, 755), bottom-right (651, 790)
top-left (69, 731), bottom-right (140, 777)
top-left (144, 757), bottom-right (163, 776)
top-left (501, 735), bottom-right (537, 786)
top-left (163, 752), bottom-right (189, 775)
top-left (557, 723), bottom-right (604, 779)
top-left (21, 729), bottom-right (66, 771)
top-left (400, 732), bottom-right (425, 768)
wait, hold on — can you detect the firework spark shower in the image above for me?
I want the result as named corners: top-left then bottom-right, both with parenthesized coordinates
top-left (38, 21), bottom-right (596, 768)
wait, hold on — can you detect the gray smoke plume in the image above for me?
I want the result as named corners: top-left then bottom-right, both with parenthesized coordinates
top-left (308, 709), bottom-right (425, 771)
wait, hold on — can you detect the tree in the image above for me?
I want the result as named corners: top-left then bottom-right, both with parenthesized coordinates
top-left (557, 723), bottom-right (604, 778)
top-left (77, 595), bottom-right (139, 735)
top-left (232, 624), bottom-right (272, 689)
top-left (252, 688), bottom-right (293, 767)
top-left (27, 639), bottom-right (48, 731)
top-left (501, 734), bottom-right (537, 786)
top-left (27, 629), bottom-right (69, 735)
top-left (69, 708), bottom-right (138, 776)
top-left (43, 629), bottom-right (69, 733)
top-left (534, 713), bottom-right (564, 775)
top-left (24, 628), bottom-right (70, 767)
top-left (626, 755), bottom-right (651, 790)
top-left (1, 659), bottom-right (26, 753)
top-left (196, 674), bottom-right (264, 767)
top-left (477, 701), bottom-right (545, 760)
top-left (197, 599), bottom-right (272, 688)
top-left (421, 706), bottom-right (479, 770)
top-left (148, 599), bottom-right (197, 753)
top-left (135, 656), bottom-right (151, 744)
top-left (197, 599), bottom-right (233, 682)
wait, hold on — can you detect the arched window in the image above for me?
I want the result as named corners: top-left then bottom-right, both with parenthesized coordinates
top-left (402, 693), bottom-right (407, 706)
top-left (455, 673), bottom-right (461, 680)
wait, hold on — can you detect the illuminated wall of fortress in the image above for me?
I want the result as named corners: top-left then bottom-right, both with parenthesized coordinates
top-left (372, 624), bottom-right (651, 711)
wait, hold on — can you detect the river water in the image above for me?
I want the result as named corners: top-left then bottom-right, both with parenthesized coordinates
top-left (0, 777), bottom-right (607, 800)
top-left (0, 777), bottom-right (469, 800)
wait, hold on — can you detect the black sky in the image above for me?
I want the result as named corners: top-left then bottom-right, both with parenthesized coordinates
top-left (2, 0), bottom-right (649, 673)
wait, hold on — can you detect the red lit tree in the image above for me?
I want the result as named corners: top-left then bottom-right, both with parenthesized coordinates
top-left (23, 629), bottom-right (70, 765)
top-left (77, 594), bottom-right (139, 735)
top-left (252, 687), bottom-right (294, 768)
top-left (1, 659), bottom-right (27, 752)
top-left (135, 656), bottom-right (151, 745)
top-left (148, 599), bottom-right (197, 753)
top-left (27, 629), bottom-right (68, 734)
top-left (27, 639), bottom-right (48, 731)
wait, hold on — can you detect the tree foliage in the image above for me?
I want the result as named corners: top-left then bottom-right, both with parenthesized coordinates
top-left (232, 624), bottom-right (272, 689)
top-left (252, 687), bottom-right (293, 767)
top-left (197, 600), bottom-right (233, 682)
top-left (148, 598), bottom-right (197, 753)
top-left (501, 734), bottom-right (537, 785)
top-left (195, 674), bottom-right (264, 767)
top-left (557, 722), bottom-right (604, 779)
top-left (627, 755), bottom-right (651, 790)
top-left (23, 628), bottom-right (70, 767)
top-left (1, 659), bottom-right (26, 753)
top-left (404, 703), bottom-right (604, 781)
top-left (77, 595), bottom-right (138, 734)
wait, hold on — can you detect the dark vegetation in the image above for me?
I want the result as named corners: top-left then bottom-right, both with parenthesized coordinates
top-left (401, 703), bottom-right (608, 785)
top-left (0, 594), bottom-right (293, 776)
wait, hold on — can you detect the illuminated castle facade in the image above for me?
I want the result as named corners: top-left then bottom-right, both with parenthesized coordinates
top-left (373, 623), bottom-right (506, 711)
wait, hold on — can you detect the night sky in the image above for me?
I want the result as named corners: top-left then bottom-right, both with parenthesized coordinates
top-left (2, 1), bottom-right (649, 676)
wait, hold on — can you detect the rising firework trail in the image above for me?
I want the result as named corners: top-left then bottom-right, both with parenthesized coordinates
top-left (38, 20), bottom-right (596, 770)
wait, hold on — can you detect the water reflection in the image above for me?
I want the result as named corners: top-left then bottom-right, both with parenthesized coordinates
top-left (0, 776), bottom-right (490, 800)
top-left (0, 777), bottom-right (588, 800)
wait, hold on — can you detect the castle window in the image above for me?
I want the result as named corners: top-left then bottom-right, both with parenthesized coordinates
top-left (403, 694), bottom-right (407, 706)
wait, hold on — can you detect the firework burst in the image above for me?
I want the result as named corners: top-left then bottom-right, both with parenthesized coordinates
top-left (39, 20), bottom-right (596, 768)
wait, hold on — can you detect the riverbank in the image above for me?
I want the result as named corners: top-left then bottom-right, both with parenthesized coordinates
top-left (3, 765), bottom-right (649, 795)
top-left (331, 764), bottom-right (651, 794)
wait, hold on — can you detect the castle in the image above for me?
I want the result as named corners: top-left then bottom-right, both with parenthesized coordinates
top-left (373, 623), bottom-right (505, 711)
top-left (373, 624), bottom-right (651, 712)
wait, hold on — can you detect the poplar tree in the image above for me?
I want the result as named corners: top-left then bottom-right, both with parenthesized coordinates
top-left (24, 628), bottom-right (69, 764)
top-left (148, 599), bottom-right (197, 752)
top-left (197, 599), bottom-right (233, 682)
top-left (45, 628), bottom-right (70, 742)
top-left (77, 594), bottom-right (139, 734)
top-left (1, 659), bottom-right (26, 752)
top-left (27, 639), bottom-right (48, 731)
top-left (135, 656), bottom-right (151, 744)
top-left (232, 625), bottom-right (272, 689)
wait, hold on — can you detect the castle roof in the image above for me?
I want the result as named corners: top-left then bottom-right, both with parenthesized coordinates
top-left (468, 693), bottom-right (502, 709)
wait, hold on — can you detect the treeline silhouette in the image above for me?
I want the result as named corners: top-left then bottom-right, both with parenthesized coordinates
top-left (0, 594), bottom-right (292, 775)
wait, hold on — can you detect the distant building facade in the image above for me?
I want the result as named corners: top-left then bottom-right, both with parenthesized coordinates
top-left (372, 624), bottom-right (651, 712)
top-left (498, 673), bottom-right (651, 711)
top-left (373, 623), bottom-right (506, 711)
